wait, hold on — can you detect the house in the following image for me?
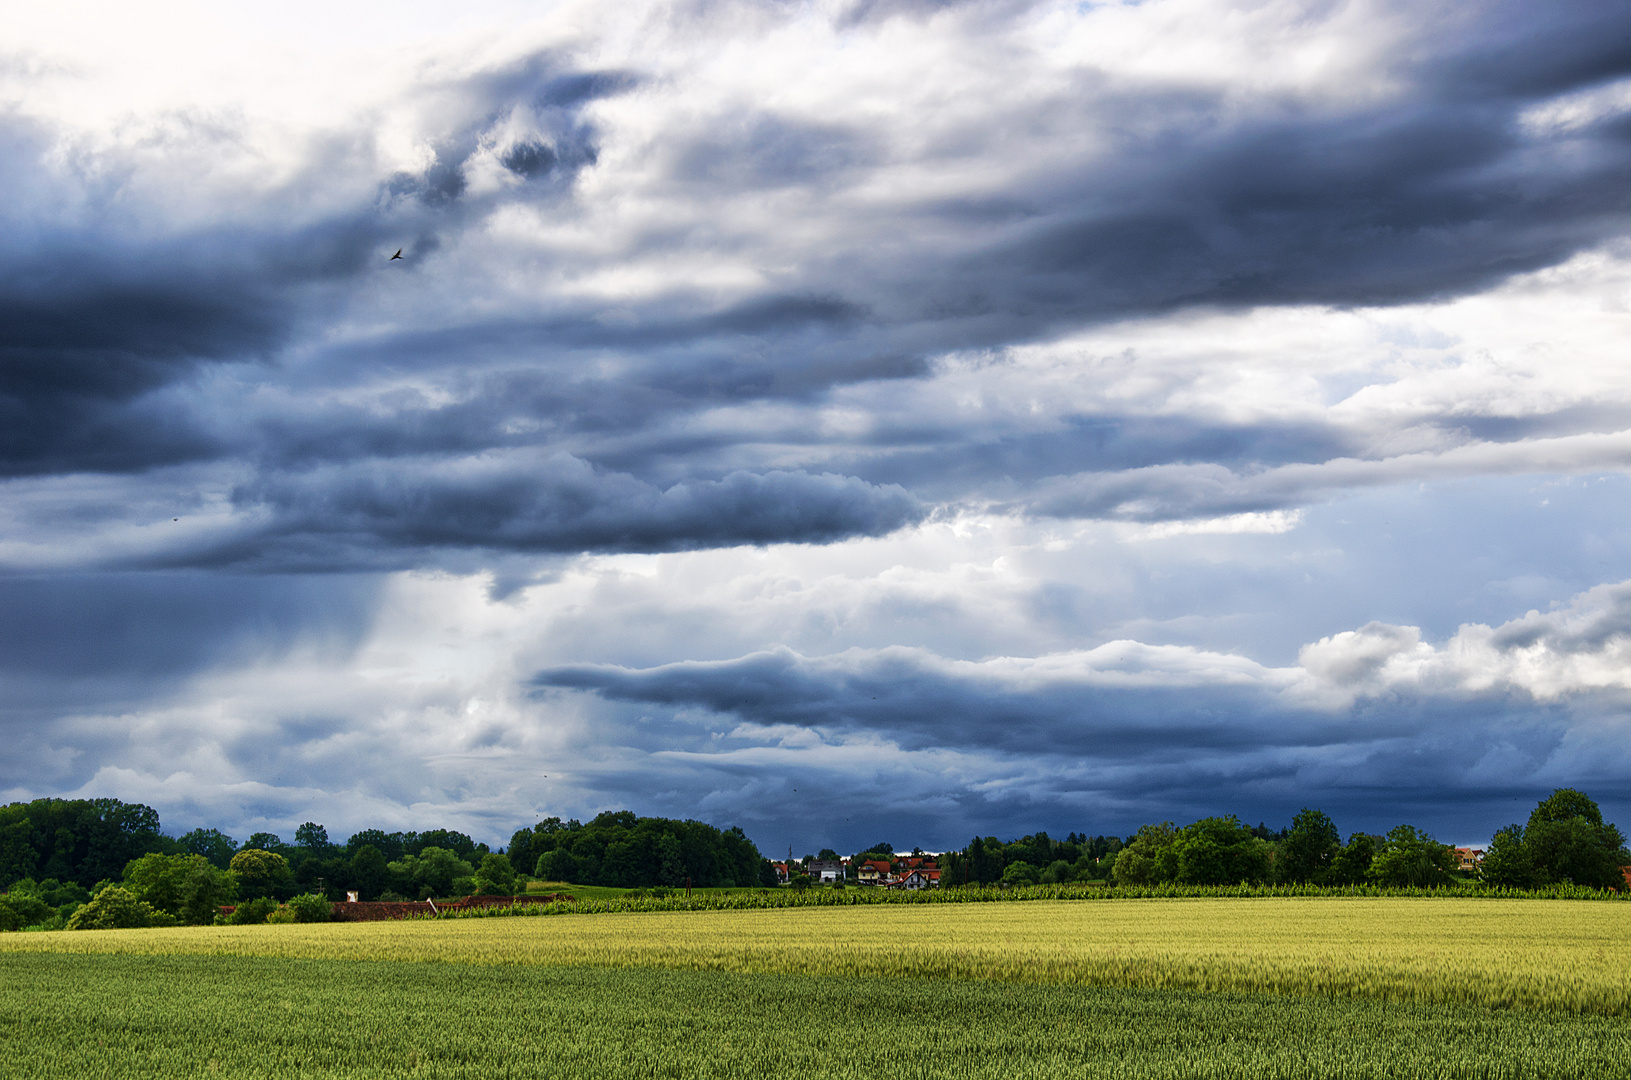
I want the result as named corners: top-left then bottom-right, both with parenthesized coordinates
top-left (808, 859), bottom-right (844, 883)
top-left (1452, 847), bottom-right (1484, 872)
top-left (887, 868), bottom-right (940, 891)
top-left (771, 862), bottom-right (790, 884)
top-left (855, 860), bottom-right (892, 885)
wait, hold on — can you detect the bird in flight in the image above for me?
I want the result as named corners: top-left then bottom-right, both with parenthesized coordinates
top-left (389, 249), bottom-right (403, 261)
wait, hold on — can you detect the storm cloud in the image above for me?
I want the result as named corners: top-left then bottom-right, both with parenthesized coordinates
top-left (5, 0), bottom-right (1631, 849)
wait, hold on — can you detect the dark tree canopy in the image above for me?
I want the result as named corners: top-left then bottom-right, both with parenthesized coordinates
top-left (0, 799), bottom-right (168, 890)
top-left (1277, 809), bottom-right (1341, 884)
top-left (525, 811), bottom-right (763, 888)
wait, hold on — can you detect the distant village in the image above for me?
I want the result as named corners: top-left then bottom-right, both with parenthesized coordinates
top-left (772, 851), bottom-right (942, 890)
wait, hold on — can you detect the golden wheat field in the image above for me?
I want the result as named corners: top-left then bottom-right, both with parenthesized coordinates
top-left (6, 897), bottom-right (1629, 1015)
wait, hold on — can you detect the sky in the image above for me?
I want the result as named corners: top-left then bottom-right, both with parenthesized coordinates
top-left (4, 0), bottom-right (1631, 854)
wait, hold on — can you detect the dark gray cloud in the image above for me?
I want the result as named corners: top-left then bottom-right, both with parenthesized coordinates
top-left (531, 629), bottom-right (1631, 846)
top-left (8, 1), bottom-right (1631, 852)
top-left (3, 1), bottom-right (1629, 568)
top-left (207, 457), bottom-right (924, 567)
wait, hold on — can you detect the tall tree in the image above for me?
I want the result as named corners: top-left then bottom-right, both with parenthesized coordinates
top-left (1478, 825), bottom-right (1535, 889)
top-left (1366, 826), bottom-right (1455, 888)
top-left (1277, 809), bottom-right (1340, 883)
top-left (1522, 789), bottom-right (1628, 890)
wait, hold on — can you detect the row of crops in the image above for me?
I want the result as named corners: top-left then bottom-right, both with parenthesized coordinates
top-left (466, 877), bottom-right (1631, 917)
top-left (5, 896), bottom-right (1630, 1077)
top-left (7, 897), bottom-right (1631, 1015)
top-left (9, 952), bottom-right (1629, 1080)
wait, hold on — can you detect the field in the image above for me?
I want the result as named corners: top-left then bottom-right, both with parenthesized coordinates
top-left (4, 898), bottom-right (1630, 1078)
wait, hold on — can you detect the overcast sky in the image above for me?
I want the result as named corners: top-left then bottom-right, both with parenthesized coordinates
top-left (5, 0), bottom-right (1631, 854)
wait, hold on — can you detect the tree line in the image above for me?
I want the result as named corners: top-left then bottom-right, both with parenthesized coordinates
top-left (0, 799), bottom-right (775, 931)
top-left (508, 811), bottom-right (775, 889)
top-left (937, 790), bottom-right (1628, 891)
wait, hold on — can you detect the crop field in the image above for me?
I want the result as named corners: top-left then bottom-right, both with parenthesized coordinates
top-left (6, 952), bottom-right (1631, 1080)
top-left (4, 898), bottom-right (1630, 1078)
top-left (6, 897), bottom-right (1631, 1014)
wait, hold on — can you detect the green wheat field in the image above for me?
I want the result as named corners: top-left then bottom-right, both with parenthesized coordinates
top-left (3, 897), bottom-right (1629, 1078)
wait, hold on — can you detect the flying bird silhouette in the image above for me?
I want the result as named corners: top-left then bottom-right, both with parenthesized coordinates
top-left (389, 249), bottom-right (403, 261)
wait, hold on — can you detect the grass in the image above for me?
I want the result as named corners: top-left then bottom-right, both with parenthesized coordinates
top-left (4, 952), bottom-right (1630, 1080)
top-left (5, 897), bottom-right (1631, 1015)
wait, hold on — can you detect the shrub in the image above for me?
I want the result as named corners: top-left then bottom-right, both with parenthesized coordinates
top-left (0, 892), bottom-right (52, 930)
top-left (265, 905), bottom-right (298, 924)
top-left (67, 886), bottom-right (168, 930)
top-left (229, 896), bottom-right (278, 925)
top-left (287, 892), bottom-right (332, 923)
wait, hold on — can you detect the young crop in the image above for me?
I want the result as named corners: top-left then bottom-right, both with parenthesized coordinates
top-left (5, 897), bottom-right (1630, 1016)
top-left (4, 953), bottom-right (1630, 1079)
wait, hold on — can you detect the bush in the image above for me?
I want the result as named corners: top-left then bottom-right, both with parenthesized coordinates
top-left (228, 896), bottom-right (278, 925)
top-left (0, 892), bottom-right (52, 930)
top-left (287, 892), bottom-right (332, 923)
top-left (122, 852), bottom-right (237, 925)
top-left (67, 886), bottom-right (168, 930)
top-left (265, 905), bottom-right (298, 924)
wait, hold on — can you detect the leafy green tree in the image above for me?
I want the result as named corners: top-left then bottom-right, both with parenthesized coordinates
top-left (1328, 834), bottom-right (1378, 885)
top-left (229, 848), bottom-right (293, 899)
top-left (758, 858), bottom-right (781, 887)
top-left (1039, 859), bottom-right (1074, 884)
top-left (176, 828), bottom-right (237, 870)
top-left (964, 837), bottom-right (1004, 884)
top-left (788, 872), bottom-right (812, 891)
top-left (389, 847), bottom-right (475, 899)
top-left (535, 849), bottom-right (579, 883)
top-left (244, 832), bottom-right (288, 856)
top-left (295, 822), bottom-right (333, 856)
top-left (7, 877), bottom-right (89, 907)
top-left (816, 848), bottom-right (839, 861)
top-left (350, 845), bottom-right (390, 901)
top-left (1478, 825), bottom-right (1535, 889)
top-left (287, 892), bottom-right (332, 922)
top-left (656, 835), bottom-right (686, 887)
top-left (1366, 826), bottom-right (1455, 888)
top-left (505, 828), bottom-right (535, 878)
top-left (345, 829), bottom-right (406, 862)
top-left (1523, 789), bottom-right (1628, 890)
top-left (474, 853), bottom-right (517, 895)
top-left (122, 853), bottom-right (237, 925)
top-left (1001, 861), bottom-right (1040, 886)
top-left (1174, 817), bottom-right (1272, 885)
top-left (1277, 809), bottom-right (1340, 883)
top-left (67, 885), bottom-right (170, 930)
top-left (1112, 822), bottom-right (1179, 885)
top-left (0, 798), bottom-right (168, 889)
top-left (0, 891), bottom-right (51, 930)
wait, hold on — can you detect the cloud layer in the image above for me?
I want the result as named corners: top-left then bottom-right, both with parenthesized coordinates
top-left (4, 0), bottom-right (1631, 849)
